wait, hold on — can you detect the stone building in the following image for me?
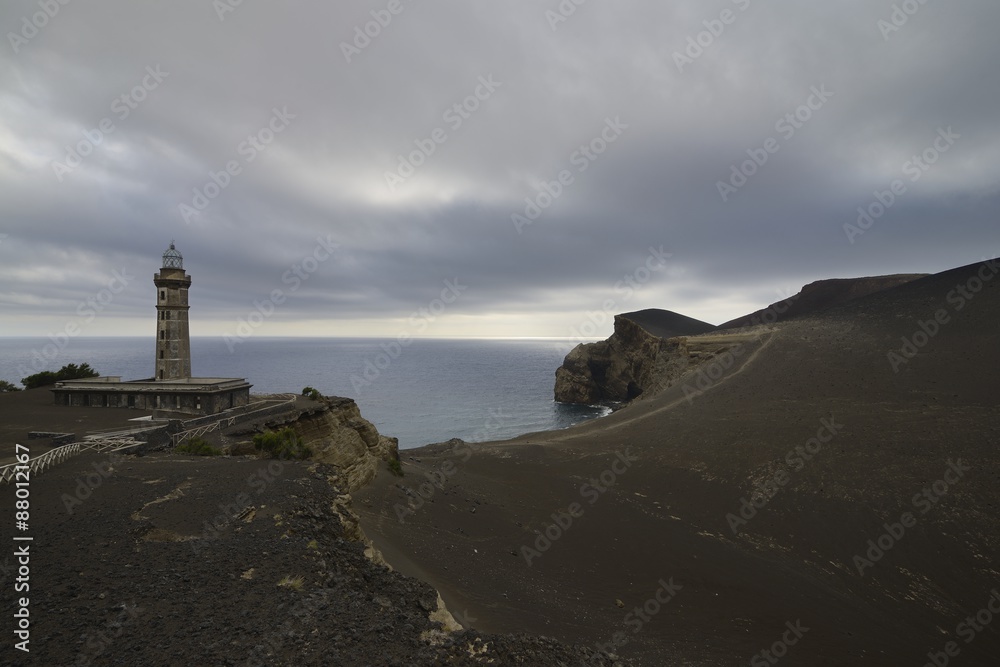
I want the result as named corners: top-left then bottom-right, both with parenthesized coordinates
top-left (52, 243), bottom-right (251, 416)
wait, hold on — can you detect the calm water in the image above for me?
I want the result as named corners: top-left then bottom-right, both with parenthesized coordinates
top-left (0, 337), bottom-right (607, 449)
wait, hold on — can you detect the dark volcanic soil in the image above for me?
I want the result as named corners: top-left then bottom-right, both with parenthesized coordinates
top-left (716, 273), bottom-right (928, 329)
top-left (0, 450), bottom-right (630, 666)
top-left (355, 260), bottom-right (1000, 666)
top-left (3, 259), bottom-right (998, 666)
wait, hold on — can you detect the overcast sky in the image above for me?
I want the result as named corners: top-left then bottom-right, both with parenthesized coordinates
top-left (1, 0), bottom-right (998, 340)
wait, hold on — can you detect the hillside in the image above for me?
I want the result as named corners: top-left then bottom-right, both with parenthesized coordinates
top-left (357, 258), bottom-right (1000, 665)
top-left (553, 274), bottom-right (931, 407)
top-left (615, 309), bottom-right (716, 338)
top-left (717, 273), bottom-right (927, 330)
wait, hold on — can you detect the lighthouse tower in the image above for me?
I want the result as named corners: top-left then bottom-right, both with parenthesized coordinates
top-left (154, 242), bottom-right (192, 380)
top-left (51, 242), bottom-right (251, 414)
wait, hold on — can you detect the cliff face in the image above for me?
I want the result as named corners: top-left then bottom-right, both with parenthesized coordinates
top-left (555, 315), bottom-right (668, 404)
top-left (258, 397), bottom-right (399, 493)
top-left (554, 313), bottom-right (724, 405)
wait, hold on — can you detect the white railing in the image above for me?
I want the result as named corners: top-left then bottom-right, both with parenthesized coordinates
top-left (171, 394), bottom-right (297, 446)
top-left (79, 438), bottom-right (142, 452)
top-left (0, 438), bottom-right (144, 485)
top-left (0, 443), bottom-right (81, 485)
top-left (172, 417), bottom-right (235, 446)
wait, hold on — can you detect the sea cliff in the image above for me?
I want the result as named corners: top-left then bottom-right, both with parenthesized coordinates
top-left (233, 395), bottom-right (400, 493)
top-left (554, 276), bottom-right (927, 407)
top-left (554, 309), bottom-right (716, 404)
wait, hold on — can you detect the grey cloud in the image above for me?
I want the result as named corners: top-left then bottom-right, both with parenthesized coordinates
top-left (1, 0), bottom-right (998, 336)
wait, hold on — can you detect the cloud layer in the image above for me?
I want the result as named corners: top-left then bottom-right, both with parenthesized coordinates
top-left (2, 0), bottom-right (998, 338)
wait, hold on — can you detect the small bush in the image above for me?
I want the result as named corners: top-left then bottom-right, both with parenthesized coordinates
top-left (387, 457), bottom-right (403, 477)
top-left (0, 380), bottom-right (21, 392)
top-left (253, 427), bottom-right (312, 460)
top-left (301, 386), bottom-right (322, 401)
top-left (176, 437), bottom-right (222, 456)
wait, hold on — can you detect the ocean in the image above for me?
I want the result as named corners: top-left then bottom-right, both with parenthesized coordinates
top-left (0, 337), bottom-right (608, 449)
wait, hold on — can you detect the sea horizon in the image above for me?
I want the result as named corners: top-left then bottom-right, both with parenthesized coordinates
top-left (0, 336), bottom-right (609, 449)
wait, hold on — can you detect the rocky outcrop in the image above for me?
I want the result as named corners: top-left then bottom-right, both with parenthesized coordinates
top-left (554, 311), bottom-right (718, 405)
top-left (555, 276), bottom-right (930, 406)
top-left (253, 396), bottom-right (399, 492)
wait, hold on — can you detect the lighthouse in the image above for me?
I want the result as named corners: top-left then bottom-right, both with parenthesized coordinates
top-left (154, 242), bottom-right (192, 380)
top-left (52, 242), bottom-right (251, 414)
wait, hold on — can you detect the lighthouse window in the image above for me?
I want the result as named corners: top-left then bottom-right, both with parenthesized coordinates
top-left (165, 311), bottom-right (171, 320)
top-left (160, 290), bottom-right (165, 301)
top-left (160, 330), bottom-right (165, 340)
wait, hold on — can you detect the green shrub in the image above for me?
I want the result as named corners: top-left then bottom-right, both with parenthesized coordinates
top-left (22, 363), bottom-right (99, 389)
top-left (301, 386), bottom-right (322, 401)
top-left (387, 457), bottom-right (403, 477)
top-left (0, 380), bottom-right (21, 392)
top-left (176, 436), bottom-right (222, 456)
top-left (253, 427), bottom-right (312, 460)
